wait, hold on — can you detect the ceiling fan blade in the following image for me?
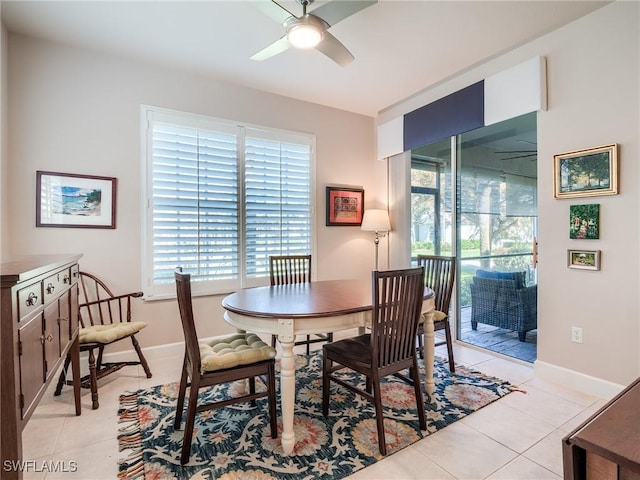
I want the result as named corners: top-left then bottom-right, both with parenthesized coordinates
top-left (250, 36), bottom-right (291, 61)
top-left (315, 31), bottom-right (354, 66)
top-left (311, 0), bottom-right (377, 26)
top-left (250, 0), bottom-right (297, 24)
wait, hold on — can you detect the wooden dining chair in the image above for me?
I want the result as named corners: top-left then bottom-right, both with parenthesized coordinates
top-left (269, 254), bottom-right (333, 354)
top-left (174, 268), bottom-right (278, 464)
top-left (54, 271), bottom-right (152, 409)
top-left (322, 266), bottom-right (427, 456)
top-left (416, 255), bottom-right (456, 372)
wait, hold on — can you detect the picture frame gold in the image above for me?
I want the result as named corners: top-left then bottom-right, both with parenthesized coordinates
top-left (553, 144), bottom-right (618, 199)
top-left (567, 249), bottom-right (601, 271)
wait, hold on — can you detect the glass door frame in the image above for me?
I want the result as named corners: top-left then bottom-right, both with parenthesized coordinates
top-left (409, 113), bottom-right (538, 362)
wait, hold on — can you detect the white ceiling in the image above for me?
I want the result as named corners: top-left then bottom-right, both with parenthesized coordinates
top-left (1, 0), bottom-right (608, 117)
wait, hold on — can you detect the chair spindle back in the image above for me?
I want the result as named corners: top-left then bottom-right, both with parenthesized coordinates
top-left (78, 272), bottom-right (142, 328)
top-left (269, 255), bottom-right (312, 286)
top-left (416, 255), bottom-right (455, 314)
top-left (174, 269), bottom-right (202, 374)
top-left (370, 267), bottom-right (425, 369)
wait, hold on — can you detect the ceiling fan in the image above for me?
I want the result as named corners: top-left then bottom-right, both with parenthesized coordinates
top-left (250, 0), bottom-right (377, 66)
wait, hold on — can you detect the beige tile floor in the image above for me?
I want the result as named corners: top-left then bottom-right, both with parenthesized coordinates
top-left (21, 337), bottom-right (606, 480)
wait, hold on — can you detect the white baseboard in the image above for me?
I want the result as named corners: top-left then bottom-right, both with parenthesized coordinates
top-left (96, 343), bottom-right (626, 401)
top-left (534, 359), bottom-right (625, 400)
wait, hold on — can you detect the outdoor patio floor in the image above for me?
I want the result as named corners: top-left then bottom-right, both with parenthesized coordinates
top-left (455, 306), bottom-right (538, 363)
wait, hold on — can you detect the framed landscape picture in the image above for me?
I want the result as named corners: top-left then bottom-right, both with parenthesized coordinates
top-left (326, 186), bottom-right (364, 226)
top-left (36, 171), bottom-right (117, 228)
top-left (569, 204), bottom-right (599, 239)
top-left (553, 144), bottom-right (618, 198)
top-left (567, 249), bottom-right (601, 271)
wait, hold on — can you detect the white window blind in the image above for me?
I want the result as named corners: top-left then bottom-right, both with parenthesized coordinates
top-left (142, 107), bottom-right (314, 299)
top-left (245, 130), bottom-right (312, 278)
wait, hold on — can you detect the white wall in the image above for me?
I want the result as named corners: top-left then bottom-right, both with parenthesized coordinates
top-left (1, 20), bottom-right (7, 255)
top-left (535, 1), bottom-right (639, 392)
top-left (379, 2), bottom-right (640, 392)
top-left (6, 34), bottom-right (383, 350)
top-left (6, 2), bottom-right (638, 393)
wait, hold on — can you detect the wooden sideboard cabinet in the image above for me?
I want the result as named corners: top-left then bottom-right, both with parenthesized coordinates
top-left (563, 377), bottom-right (640, 480)
top-left (1, 254), bottom-right (82, 479)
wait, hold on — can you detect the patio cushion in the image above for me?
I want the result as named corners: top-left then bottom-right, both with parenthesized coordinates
top-left (475, 269), bottom-right (526, 288)
top-left (199, 333), bottom-right (276, 373)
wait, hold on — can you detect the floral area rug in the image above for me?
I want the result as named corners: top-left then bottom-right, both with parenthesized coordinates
top-left (117, 353), bottom-right (517, 480)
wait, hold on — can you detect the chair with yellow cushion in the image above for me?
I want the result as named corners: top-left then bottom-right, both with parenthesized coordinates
top-left (416, 255), bottom-right (456, 372)
top-left (174, 268), bottom-right (278, 465)
top-left (54, 271), bottom-right (152, 409)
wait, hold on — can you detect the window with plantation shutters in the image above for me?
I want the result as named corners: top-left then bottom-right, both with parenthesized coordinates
top-left (142, 107), bottom-right (314, 299)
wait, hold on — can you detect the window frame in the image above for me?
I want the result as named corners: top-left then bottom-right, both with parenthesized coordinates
top-left (141, 105), bottom-right (316, 300)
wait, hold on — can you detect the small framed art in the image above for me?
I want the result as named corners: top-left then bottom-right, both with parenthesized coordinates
top-left (36, 171), bottom-right (117, 228)
top-left (553, 144), bottom-right (618, 198)
top-left (569, 204), bottom-right (599, 239)
top-left (567, 249), bottom-right (601, 271)
top-left (326, 186), bottom-right (364, 226)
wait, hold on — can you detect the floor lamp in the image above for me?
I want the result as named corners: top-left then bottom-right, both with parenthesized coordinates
top-left (361, 209), bottom-right (391, 270)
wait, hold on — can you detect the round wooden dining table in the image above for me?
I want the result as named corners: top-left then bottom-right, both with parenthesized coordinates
top-left (222, 278), bottom-right (435, 455)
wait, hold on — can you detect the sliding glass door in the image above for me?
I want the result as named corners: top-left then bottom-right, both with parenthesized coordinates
top-left (411, 112), bottom-right (538, 362)
top-left (410, 137), bottom-right (452, 259)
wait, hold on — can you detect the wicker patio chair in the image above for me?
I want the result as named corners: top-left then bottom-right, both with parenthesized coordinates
top-left (470, 270), bottom-right (537, 342)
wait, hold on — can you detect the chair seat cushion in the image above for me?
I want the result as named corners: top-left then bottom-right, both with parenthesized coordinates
top-left (419, 310), bottom-right (448, 324)
top-left (200, 333), bottom-right (276, 373)
top-left (79, 321), bottom-right (147, 344)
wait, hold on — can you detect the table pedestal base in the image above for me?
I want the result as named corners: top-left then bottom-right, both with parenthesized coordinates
top-left (278, 319), bottom-right (297, 455)
top-left (423, 310), bottom-right (435, 397)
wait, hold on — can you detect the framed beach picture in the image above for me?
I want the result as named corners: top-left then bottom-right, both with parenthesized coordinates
top-left (36, 171), bottom-right (117, 228)
top-left (553, 144), bottom-right (618, 198)
top-left (567, 249), bottom-right (601, 271)
top-left (326, 186), bottom-right (364, 226)
top-left (569, 204), bottom-right (599, 239)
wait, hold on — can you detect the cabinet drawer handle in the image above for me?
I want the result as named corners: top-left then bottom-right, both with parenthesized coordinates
top-left (39, 334), bottom-right (54, 344)
top-left (63, 274), bottom-right (71, 284)
top-left (26, 292), bottom-right (38, 306)
top-left (46, 283), bottom-right (55, 294)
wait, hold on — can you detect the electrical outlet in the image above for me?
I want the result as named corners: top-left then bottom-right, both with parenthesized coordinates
top-left (571, 326), bottom-right (583, 344)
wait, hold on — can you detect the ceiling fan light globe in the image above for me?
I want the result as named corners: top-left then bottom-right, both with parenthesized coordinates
top-left (287, 23), bottom-right (323, 49)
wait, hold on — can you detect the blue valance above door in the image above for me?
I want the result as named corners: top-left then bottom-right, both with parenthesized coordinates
top-left (376, 56), bottom-right (547, 160)
top-left (403, 81), bottom-right (484, 151)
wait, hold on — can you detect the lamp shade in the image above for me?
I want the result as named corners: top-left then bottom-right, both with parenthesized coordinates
top-left (361, 209), bottom-right (391, 232)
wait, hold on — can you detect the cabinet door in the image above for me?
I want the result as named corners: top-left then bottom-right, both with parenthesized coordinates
top-left (58, 290), bottom-right (72, 354)
top-left (70, 283), bottom-right (79, 335)
top-left (43, 301), bottom-right (60, 381)
top-left (18, 315), bottom-right (45, 418)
